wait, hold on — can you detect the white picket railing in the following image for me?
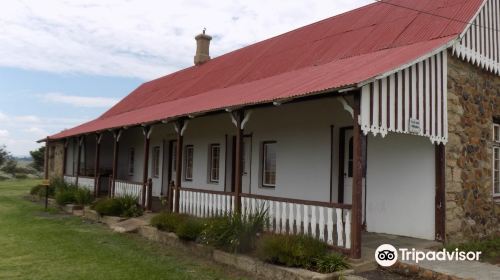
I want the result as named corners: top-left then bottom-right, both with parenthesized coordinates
top-left (174, 187), bottom-right (353, 249)
top-left (63, 175), bottom-right (77, 185)
top-left (175, 188), bottom-right (236, 218)
top-left (240, 194), bottom-right (352, 249)
top-left (114, 180), bottom-right (143, 203)
top-left (78, 176), bottom-right (95, 192)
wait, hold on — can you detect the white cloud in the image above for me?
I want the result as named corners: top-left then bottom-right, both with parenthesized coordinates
top-left (0, 0), bottom-right (373, 80)
top-left (42, 92), bottom-right (119, 108)
top-left (24, 127), bottom-right (48, 137)
top-left (0, 129), bottom-right (9, 138)
top-left (0, 111), bottom-right (90, 156)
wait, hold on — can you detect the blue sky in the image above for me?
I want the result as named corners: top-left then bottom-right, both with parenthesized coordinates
top-left (0, 0), bottom-right (372, 156)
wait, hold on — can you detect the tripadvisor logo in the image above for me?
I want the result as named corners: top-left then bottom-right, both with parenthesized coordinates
top-left (375, 244), bottom-right (482, 267)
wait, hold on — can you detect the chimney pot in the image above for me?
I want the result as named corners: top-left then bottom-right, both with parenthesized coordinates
top-left (194, 29), bottom-right (212, 66)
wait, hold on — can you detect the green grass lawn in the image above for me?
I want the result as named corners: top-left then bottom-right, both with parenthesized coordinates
top-left (0, 179), bottom-right (247, 280)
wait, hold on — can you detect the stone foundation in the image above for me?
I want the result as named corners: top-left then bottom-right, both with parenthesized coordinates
top-left (446, 52), bottom-right (500, 243)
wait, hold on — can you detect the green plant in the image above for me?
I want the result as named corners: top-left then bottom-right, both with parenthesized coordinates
top-left (30, 184), bottom-right (55, 198)
top-left (256, 234), bottom-right (327, 269)
top-left (91, 195), bottom-right (143, 217)
top-left (30, 185), bottom-right (43, 195)
top-left (92, 198), bottom-right (123, 216)
top-left (176, 218), bottom-right (205, 241)
top-left (315, 253), bottom-right (350, 273)
top-left (55, 189), bottom-right (77, 205)
top-left (50, 177), bottom-right (70, 193)
top-left (74, 188), bottom-right (93, 206)
top-left (150, 212), bottom-right (188, 232)
top-left (122, 204), bottom-right (143, 218)
top-left (15, 174), bottom-right (28, 179)
top-left (200, 206), bottom-right (268, 253)
top-left (445, 236), bottom-right (500, 263)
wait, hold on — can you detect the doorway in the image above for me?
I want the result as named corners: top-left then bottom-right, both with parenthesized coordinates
top-left (231, 135), bottom-right (252, 193)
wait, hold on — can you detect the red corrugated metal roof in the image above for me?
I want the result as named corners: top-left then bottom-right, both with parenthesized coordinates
top-left (49, 0), bottom-right (484, 139)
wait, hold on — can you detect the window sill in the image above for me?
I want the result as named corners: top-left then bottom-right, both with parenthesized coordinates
top-left (260, 185), bottom-right (276, 189)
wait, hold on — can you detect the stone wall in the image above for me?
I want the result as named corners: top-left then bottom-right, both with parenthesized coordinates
top-left (48, 140), bottom-right (65, 179)
top-left (446, 51), bottom-right (500, 243)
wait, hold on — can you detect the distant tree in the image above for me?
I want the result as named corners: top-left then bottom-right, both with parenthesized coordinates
top-left (30, 146), bottom-right (45, 172)
top-left (0, 145), bottom-right (9, 167)
top-left (1, 158), bottom-right (17, 176)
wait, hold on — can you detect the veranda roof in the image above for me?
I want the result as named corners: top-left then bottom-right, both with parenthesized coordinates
top-left (48, 0), bottom-right (484, 140)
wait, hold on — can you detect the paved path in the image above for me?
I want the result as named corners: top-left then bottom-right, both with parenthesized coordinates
top-left (401, 256), bottom-right (500, 280)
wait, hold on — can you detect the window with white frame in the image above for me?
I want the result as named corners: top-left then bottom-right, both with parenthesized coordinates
top-left (208, 144), bottom-right (220, 183)
top-left (184, 145), bottom-right (194, 181)
top-left (152, 146), bottom-right (160, 178)
top-left (128, 148), bottom-right (135, 175)
top-left (262, 141), bottom-right (276, 187)
top-left (493, 122), bottom-right (500, 197)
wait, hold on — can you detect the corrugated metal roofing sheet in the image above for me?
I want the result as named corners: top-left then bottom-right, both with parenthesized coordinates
top-left (49, 0), bottom-right (484, 139)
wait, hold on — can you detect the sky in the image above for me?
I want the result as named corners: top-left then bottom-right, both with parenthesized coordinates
top-left (0, 0), bottom-right (373, 156)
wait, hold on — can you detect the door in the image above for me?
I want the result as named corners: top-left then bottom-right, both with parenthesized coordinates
top-left (168, 140), bottom-right (177, 186)
top-left (151, 144), bottom-right (163, 197)
top-left (231, 135), bottom-right (252, 193)
top-left (241, 137), bottom-right (252, 194)
top-left (339, 127), bottom-right (367, 225)
top-left (343, 130), bottom-right (354, 204)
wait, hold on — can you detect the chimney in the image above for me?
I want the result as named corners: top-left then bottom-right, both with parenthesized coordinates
top-left (194, 28), bottom-right (212, 66)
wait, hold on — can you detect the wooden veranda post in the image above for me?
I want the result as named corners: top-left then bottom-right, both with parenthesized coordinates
top-left (75, 136), bottom-right (82, 187)
top-left (351, 90), bottom-right (363, 259)
top-left (44, 138), bottom-right (49, 180)
top-left (435, 144), bottom-right (446, 241)
top-left (233, 110), bottom-right (244, 213)
top-left (142, 126), bottom-right (151, 209)
top-left (174, 120), bottom-right (185, 213)
top-left (94, 133), bottom-right (101, 197)
top-left (111, 130), bottom-right (121, 198)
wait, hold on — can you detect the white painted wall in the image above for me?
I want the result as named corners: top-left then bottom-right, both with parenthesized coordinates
top-left (117, 127), bottom-right (144, 182)
top-left (182, 114), bottom-right (233, 192)
top-left (148, 123), bottom-right (175, 196)
top-left (245, 98), bottom-right (352, 202)
top-left (95, 96), bottom-right (436, 240)
top-left (366, 133), bottom-right (435, 240)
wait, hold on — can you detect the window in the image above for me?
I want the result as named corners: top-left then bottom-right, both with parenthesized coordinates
top-left (493, 123), bottom-right (500, 197)
top-left (128, 148), bottom-right (135, 175)
top-left (262, 141), bottom-right (276, 187)
top-left (184, 145), bottom-right (194, 181)
top-left (208, 144), bottom-right (220, 183)
top-left (152, 146), bottom-right (160, 178)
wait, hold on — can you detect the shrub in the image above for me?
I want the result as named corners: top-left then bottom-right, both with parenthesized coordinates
top-left (92, 198), bottom-right (123, 216)
top-left (150, 212), bottom-right (188, 232)
top-left (445, 236), bottom-right (500, 263)
top-left (315, 253), bottom-right (350, 273)
top-left (200, 207), bottom-right (268, 253)
top-left (50, 177), bottom-right (69, 192)
top-left (91, 195), bottom-right (143, 217)
top-left (74, 188), bottom-right (93, 206)
top-left (256, 234), bottom-right (327, 269)
top-left (122, 203), bottom-right (143, 218)
top-left (30, 185), bottom-right (43, 195)
top-left (176, 218), bottom-right (205, 241)
top-left (55, 188), bottom-right (77, 205)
